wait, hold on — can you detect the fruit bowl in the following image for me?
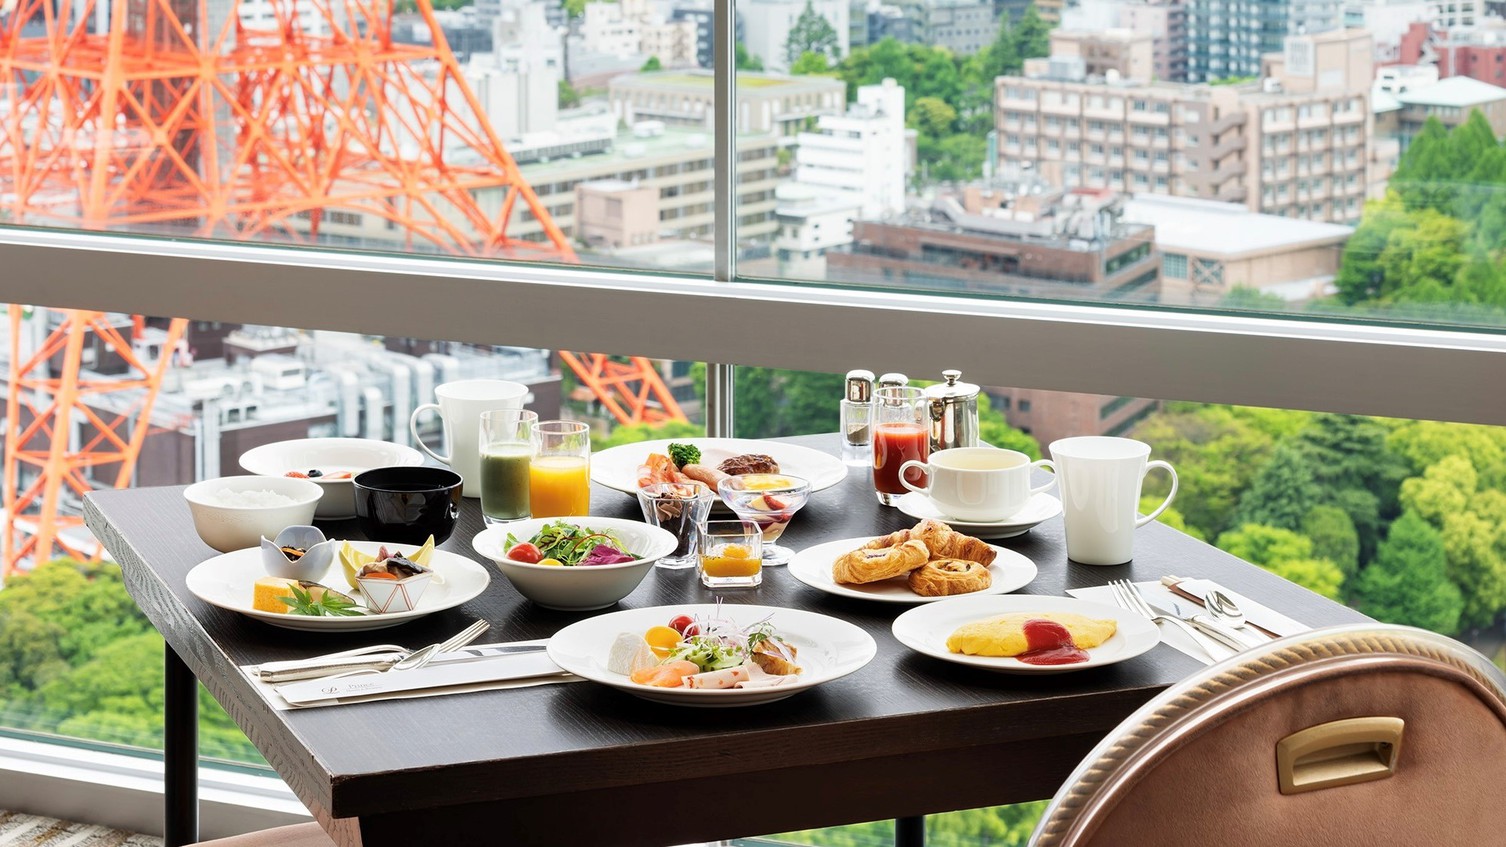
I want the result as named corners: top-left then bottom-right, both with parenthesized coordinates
top-left (717, 474), bottom-right (812, 566)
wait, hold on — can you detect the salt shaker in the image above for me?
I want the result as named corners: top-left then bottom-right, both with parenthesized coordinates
top-left (924, 369), bottom-right (980, 452)
top-left (840, 369), bottom-right (875, 467)
top-left (878, 373), bottom-right (909, 390)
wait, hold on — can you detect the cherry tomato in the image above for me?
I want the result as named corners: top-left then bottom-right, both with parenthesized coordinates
top-left (683, 624), bottom-right (701, 637)
top-left (508, 542), bottom-right (543, 564)
top-left (668, 614), bottom-right (694, 635)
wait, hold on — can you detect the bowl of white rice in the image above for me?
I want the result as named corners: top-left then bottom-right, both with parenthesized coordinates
top-left (183, 476), bottom-right (324, 553)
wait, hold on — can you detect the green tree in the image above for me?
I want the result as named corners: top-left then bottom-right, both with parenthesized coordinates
top-left (785, 1), bottom-right (840, 64)
top-left (979, 15), bottom-right (1020, 81)
top-left (1215, 524), bottom-right (1345, 600)
top-left (1011, 4), bottom-right (1051, 62)
top-left (908, 96), bottom-right (957, 139)
top-left (1142, 496), bottom-right (1206, 542)
top-left (1302, 504), bottom-right (1360, 579)
top-left (1231, 443), bottom-right (1320, 532)
top-left (640, 55), bottom-right (662, 72)
top-left (1353, 511), bottom-right (1464, 634)
top-left (736, 41), bottom-right (764, 71)
top-left (593, 419), bottom-right (705, 449)
top-left (1219, 287), bottom-right (1286, 310)
top-left (790, 50), bottom-right (831, 75)
top-left (558, 79), bottom-right (581, 109)
top-left (1399, 454), bottom-right (1506, 629)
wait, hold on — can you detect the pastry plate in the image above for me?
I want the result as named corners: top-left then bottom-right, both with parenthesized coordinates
top-left (548, 603), bottom-right (877, 706)
top-left (786, 537), bottom-right (1038, 604)
top-left (891, 595), bottom-right (1161, 675)
top-left (591, 438), bottom-right (848, 502)
top-left (185, 542), bottom-right (490, 631)
top-left (894, 492), bottom-right (1062, 538)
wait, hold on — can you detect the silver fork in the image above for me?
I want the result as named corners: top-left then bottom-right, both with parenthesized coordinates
top-left (263, 621), bottom-right (489, 683)
top-left (1109, 580), bottom-right (1233, 663)
top-left (390, 620), bottom-right (490, 672)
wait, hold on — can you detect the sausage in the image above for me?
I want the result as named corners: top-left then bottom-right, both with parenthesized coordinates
top-left (681, 463), bottom-right (730, 489)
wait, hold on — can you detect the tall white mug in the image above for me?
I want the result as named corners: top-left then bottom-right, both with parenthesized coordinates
top-left (898, 447), bottom-right (1055, 522)
top-left (409, 379), bottom-right (531, 497)
top-left (1042, 436), bottom-right (1178, 566)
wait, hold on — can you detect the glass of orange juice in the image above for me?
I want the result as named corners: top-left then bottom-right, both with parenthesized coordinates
top-left (699, 519), bottom-right (763, 589)
top-left (529, 420), bottom-right (590, 518)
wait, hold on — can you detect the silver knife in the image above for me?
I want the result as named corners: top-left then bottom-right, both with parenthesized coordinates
top-left (1147, 598), bottom-right (1248, 654)
top-left (274, 651), bottom-right (564, 705)
top-left (257, 644), bottom-right (546, 683)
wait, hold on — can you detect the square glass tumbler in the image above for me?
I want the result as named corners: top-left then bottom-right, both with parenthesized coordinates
top-left (636, 481), bottom-right (715, 569)
top-left (699, 519), bottom-right (763, 589)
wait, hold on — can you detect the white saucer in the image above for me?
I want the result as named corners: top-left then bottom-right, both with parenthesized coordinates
top-left (894, 492), bottom-right (1063, 538)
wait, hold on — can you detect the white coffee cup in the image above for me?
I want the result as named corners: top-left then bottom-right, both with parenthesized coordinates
top-left (897, 447), bottom-right (1056, 522)
top-left (1042, 436), bottom-right (1178, 566)
top-left (409, 379), bottom-right (531, 498)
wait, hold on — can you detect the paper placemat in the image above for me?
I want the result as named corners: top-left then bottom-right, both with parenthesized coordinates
top-left (1067, 581), bottom-right (1311, 666)
top-left (241, 639), bottom-right (583, 710)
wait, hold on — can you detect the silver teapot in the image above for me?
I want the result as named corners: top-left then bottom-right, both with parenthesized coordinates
top-left (924, 370), bottom-right (980, 452)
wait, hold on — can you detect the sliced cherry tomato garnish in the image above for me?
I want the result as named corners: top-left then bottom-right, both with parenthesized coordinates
top-left (508, 542), bottom-right (543, 564)
top-left (668, 614), bottom-right (694, 635)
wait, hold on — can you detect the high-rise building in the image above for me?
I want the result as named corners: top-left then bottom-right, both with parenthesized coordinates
top-left (1186, 0), bottom-right (1342, 82)
top-left (997, 29), bottom-right (1373, 224)
top-left (793, 78), bottom-right (909, 219)
top-left (1059, 0), bottom-right (1188, 81)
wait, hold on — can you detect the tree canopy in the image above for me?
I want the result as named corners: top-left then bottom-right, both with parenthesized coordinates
top-left (785, 1), bottom-right (841, 65)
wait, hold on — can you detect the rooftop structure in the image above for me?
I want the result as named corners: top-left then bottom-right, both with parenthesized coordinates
top-left (1391, 75), bottom-right (1506, 149)
top-left (609, 71), bottom-right (846, 140)
top-left (1045, 29), bottom-right (1155, 81)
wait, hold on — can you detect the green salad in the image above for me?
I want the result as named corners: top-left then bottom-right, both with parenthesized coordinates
top-left (504, 520), bottom-right (639, 566)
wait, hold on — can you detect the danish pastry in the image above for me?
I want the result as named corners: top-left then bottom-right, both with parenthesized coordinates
top-left (833, 539), bottom-right (929, 584)
top-left (907, 558), bottom-right (992, 597)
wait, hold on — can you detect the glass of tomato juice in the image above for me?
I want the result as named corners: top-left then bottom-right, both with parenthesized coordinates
top-left (873, 386), bottom-right (928, 506)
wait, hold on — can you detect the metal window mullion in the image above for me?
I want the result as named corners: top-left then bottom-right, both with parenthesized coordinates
top-left (706, 0), bottom-right (737, 437)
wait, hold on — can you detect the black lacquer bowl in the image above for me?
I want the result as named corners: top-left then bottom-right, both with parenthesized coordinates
top-left (352, 467), bottom-right (463, 545)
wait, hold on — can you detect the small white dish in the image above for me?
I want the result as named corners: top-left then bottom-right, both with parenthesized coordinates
top-left (590, 438), bottom-right (848, 503)
top-left (891, 595), bottom-right (1161, 675)
top-left (259, 525), bottom-right (334, 581)
top-left (184, 476), bottom-right (323, 553)
top-left (894, 491), bottom-right (1063, 538)
top-left (547, 603), bottom-right (877, 706)
top-left (786, 537), bottom-right (1038, 604)
top-left (357, 571), bottom-right (434, 614)
top-left (472, 517), bottom-right (678, 611)
top-left (239, 438), bottom-right (425, 520)
top-left (185, 541), bottom-right (489, 631)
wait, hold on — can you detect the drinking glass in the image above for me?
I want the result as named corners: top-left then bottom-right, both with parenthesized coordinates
top-left (529, 420), bottom-right (591, 518)
top-left (479, 409), bottom-right (538, 525)
top-left (872, 386), bottom-right (928, 506)
top-left (637, 481), bottom-right (716, 569)
top-left (699, 519), bottom-right (763, 589)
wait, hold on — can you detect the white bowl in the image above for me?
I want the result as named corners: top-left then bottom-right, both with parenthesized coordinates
top-left (472, 517), bottom-right (678, 611)
top-left (184, 477), bottom-right (323, 553)
top-left (239, 438), bottom-right (425, 519)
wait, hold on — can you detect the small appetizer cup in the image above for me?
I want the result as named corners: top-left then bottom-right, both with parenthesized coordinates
top-left (259, 525), bottom-right (335, 581)
top-left (699, 519), bottom-right (763, 589)
top-left (356, 570), bottom-right (434, 614)
top-left (717, 474), bottom-right (811, 567)
top-left (636, 481), bottom-right (716, 569)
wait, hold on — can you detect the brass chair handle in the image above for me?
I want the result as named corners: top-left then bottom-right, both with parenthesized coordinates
top-left (1276, 716), bottom-right (1404, 795)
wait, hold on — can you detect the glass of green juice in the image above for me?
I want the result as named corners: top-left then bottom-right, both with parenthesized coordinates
top-left (479, 408), bottom-right (538, 525)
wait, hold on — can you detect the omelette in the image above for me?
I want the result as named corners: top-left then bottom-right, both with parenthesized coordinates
top-left (946, 612), bottom-right (1118, 657)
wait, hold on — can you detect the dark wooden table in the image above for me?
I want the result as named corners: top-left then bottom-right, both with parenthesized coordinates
top-left (84, 435), bottom-right (1366, 847)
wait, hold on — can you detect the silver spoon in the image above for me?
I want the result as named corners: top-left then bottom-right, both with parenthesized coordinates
top-left (1205, 590), bottom-right (1266, 645)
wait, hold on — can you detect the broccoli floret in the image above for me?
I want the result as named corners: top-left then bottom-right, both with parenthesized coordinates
top-left (667, 442), bottom-right (701, 469)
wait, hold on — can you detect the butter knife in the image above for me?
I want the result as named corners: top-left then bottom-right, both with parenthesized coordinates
top-left (258, 644), bottom-right (547, 683)
top-left (275, 651), bottom-right (564, 705)
top-left (1146, 598), bottom-right (1248, 654)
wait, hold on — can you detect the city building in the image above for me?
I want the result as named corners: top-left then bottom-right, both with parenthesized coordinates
top-left (670, 3), bottom-right (717, 68)
top-left (1060, 0), bottom-right (1188, 81)
top-left (739, 0), bottom-right (851, 73)
top-left (1186, 0), bottom-right (1342, 82)
top-left (1046, 29), bottom-right (1155, 80)
top-left (1397, 20), bottom-right (1506, 86)
top-left (913, 0), bottom-right (1000, 56)
top-left (988, 387), bottom-right (1160, 447)
top-left (827, 181), bottom-right (1161, 301)
top-left (580, 0), bottom-right (698, 65)
top-left (793, 78), bottom-right (909, 219)
top-left (773, 184), bottom-right (864, 272)
top-left (461, 2), bottom-right (562, 139)
top-left (575, 180), bottom-right (662, 249)
top-left (1122, 194), bottom-right (1354, 304)
top-left (997, 29), bottom-right (1373, 224)
top-left (1393, 75), bottom-right (1506, 148)
top-left (609, 70), bottom-right (845, 140)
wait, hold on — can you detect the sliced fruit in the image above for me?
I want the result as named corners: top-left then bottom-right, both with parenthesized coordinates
top-left (538, 557), bottom-right (564, 567)
top-left (721, 544), bottom-right (753, 559)
top-left (339, 541), bottom-right (377, 590)
top-left (408, 535), bottom-right (436, 566)
top-left (643, 625), bottom-right (683, 658)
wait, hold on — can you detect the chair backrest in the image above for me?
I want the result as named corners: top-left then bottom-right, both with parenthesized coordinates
top-left (1031, 623), bottom-right (1506, 847)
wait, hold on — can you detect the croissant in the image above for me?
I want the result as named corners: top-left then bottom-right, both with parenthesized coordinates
top-left (833, 540), bottom-right (929, 584)
top-left (863, 528), bottom-right (912, 550)
top-left (912, 519), bottom-right (996, 566)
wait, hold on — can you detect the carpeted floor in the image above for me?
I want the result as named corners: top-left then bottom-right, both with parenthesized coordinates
top-left (0, 811), bottom-right (160, 847)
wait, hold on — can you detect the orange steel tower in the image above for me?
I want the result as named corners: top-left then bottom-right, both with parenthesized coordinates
top-left (0, 0), bottom-right (684, 570)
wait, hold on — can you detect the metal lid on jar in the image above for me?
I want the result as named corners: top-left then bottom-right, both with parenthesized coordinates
top-left (924, 369), bottom-right (979, 402)
top-left (877, 373), bottom-right (909, 388)
top-left (845, 369), bottom-right (875, 403)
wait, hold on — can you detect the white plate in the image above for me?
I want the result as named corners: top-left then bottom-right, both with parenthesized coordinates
top-left (894, 492), bottom-right (1063, 538)
top-left (787, 538), bottom-right (1038, 604)
top-left (591, 438), bottom-right (848, 500)
top-left (185, 541), bottom-right (490, 631)
top-left (547, 603), bottom-right (877, 706)
top-left (239, 438), bottom-right (425, 520)
top-left (891, 595), bottom-right (1161, 675)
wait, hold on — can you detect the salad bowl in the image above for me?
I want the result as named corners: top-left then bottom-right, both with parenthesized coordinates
top-left (472, 517), bottom-right (678, 611)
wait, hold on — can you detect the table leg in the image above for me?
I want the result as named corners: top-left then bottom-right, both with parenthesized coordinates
top-left (895, 815), bottom-right (924, 847)
top-left (164, 645), bottom-right (199, 847)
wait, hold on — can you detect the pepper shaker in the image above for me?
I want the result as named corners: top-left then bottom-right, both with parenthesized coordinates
top-left (840, 369), bottom-right (875, 467)
top-left (924, 369), bottom-right (980, 452)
